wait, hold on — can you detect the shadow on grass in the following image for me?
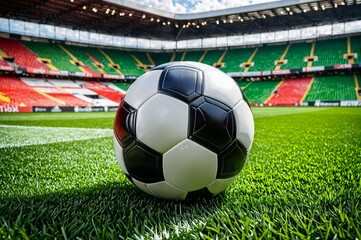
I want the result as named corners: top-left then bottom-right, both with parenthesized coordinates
top-left (0, 181), bottom-right (226, 239)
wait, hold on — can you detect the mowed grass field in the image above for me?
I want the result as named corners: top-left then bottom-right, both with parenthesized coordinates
top-left (0, 107), bottom-right (360, 239)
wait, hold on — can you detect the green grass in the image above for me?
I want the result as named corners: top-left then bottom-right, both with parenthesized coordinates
top-left (0, 108), bottom-right (360, 239)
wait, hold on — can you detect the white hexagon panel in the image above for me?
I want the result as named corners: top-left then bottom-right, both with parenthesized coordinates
top-left (147, 181), bottom-right (187, 200)
top-left (207, 176), bottom-right (237, 195)
top-left (203, 69), bottom-right (243, 108)
top-left (233, 100), bottom-right (254, 150)
top-left (136, 94), bottom-right (189, 154)
top-left (163, 139), bottom-right (217, 192)
top-left (124, 70), bottom-right (163, 109)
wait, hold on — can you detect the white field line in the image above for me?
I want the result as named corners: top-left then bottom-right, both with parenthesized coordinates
top-left (0, 125), bottom-right (113, 148)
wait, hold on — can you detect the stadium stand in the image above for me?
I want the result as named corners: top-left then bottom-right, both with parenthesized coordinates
top-left (22, 41), bottom-right (80, 72)
top-left (60, 45), bottom-right (101, 75)
top-left (130, 51), bottom-right (153, 69)
top-left (220, 48), bottom-right (255, 72)
top-left (350, 35), bottom-right (361, 62)
top-left (304, 75), bottom-right (356, 101)
top-left (242, 80), bottom-right (281, 104)
top-left (264, 77), bottom-right (313, 106)
top-left (0, 76), bottom-right (60, 106)
top-left (101, 49), bottom-right (145, 76)
top-left (150, 52), bottom-right (174, 66)
top-left (65, 46), bottom-right (120, 75)
top-left (182, 50), bottom-right (204, 62)
top-left (312, 38), bottom-right (347, 66)
top-left (236, 81), bottom-right (250, 89)
top-left (112, 82), bottom-right (132, 92)
top-left (280, 42), bottom-right (311, 69)
top-left (201, 50), bottom-right (225, 67)
top-left (21, 78), bottom-right (93, 106)
top-left (250, 45), bottom-right (286, 71)
top-left (0, 38), bottom-right (48, 70)
top-left (0, 59), bottom-right (11, 68)
top-left (81, 81), bottom-right (124, 103)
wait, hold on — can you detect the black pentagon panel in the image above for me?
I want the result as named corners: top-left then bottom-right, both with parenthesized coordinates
top-left (158, 66), bottom-right (203, 103)
top-left (188, 96), bottom-right (236, 153)
top-left (123, 140), bottom-right (164, 183)
top-left (114, 100), bottom-right (137, 148)
top-left (186, 187), bottom-right (214, 199)
top-left (217, 140), bottom-right (247, 179)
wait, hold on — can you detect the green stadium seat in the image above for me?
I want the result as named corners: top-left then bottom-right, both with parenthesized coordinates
top-left (304, 75), bottom-right (356, 101)
top-left (312, 39), bottom-right (347, 67)
top-left (281, 42), bottom-right (311, 69)
top-left (243, 80), bottom-right (280, 104)
top-left (221, 48), bottom-right (255, 72)
top-left (250, 45), bottom-right (286, 71)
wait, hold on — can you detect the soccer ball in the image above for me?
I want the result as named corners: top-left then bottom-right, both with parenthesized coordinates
top-left (113, 61), bottom-right (254, 201)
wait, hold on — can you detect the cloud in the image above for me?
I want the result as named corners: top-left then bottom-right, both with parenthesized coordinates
top-left (127, 0), bottom-right (280, 14)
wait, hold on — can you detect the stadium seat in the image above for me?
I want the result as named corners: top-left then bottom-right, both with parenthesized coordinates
top-left (243, 80), bottom-right (281, 104)
top-left (0, 76), bottom-right (60, 106)
top-left (22, 41), bottom-right (80, 72)
top-left (280, 42), bottom-right (312, 69)
top-left (312, 39), bottom-right (347, 66)
top-left (102, 49), bottom-right (145, 76)
top-left (112, 82), bottom-right (132, 92)
top-left (350, 35), bottom-right (361, 60)
top-left (201, 50), bottom-right (224, 66)
top-left (304, 75), bottom-right (356, 101)
top-left (221, 48), bottom-right (255, 72)
top-left (82, 81), bottom-right (124, 103)
top-left (0, 38), bottom-right (48, 70)
top-left (149, 52), bottom-right (173, 66)
top-left (250, 45), bottom-right (286, 71)
top-left (265, 77), bottom-right (313, 106)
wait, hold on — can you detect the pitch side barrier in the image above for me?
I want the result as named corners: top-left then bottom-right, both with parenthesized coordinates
top-left (248, 100), bottom-right (361, 107)
top-left (1, 101), bottom-right (361, 113)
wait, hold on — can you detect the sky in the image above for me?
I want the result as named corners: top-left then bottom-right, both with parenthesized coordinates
top-left (128, 0), bottom-right (280, 14)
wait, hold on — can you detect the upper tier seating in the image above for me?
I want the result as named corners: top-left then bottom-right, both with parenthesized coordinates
top-left (312, 38), bottom-right (347, 66)
top-left (130, 51), bottom-right (152, 66)
top-left (102, 49), bottom-right (145, 76)
top-left (150, 52), bottom-right (173, 66)
top-left (0, 76), bottom-right (59, 106)
top-left (65, 45), bottom-right (119, 75)
top-left (221, 48), bottom-right (255, 72)
top-left (0, 38), bottom-right (48, 70)
top-left (201, 50), bottom-right (224, 66)
top-left (265, 77), bottom-right (312, 106)
top-left (304, 75), bottom-right (356, 101)
top-left (22, 41), bottom-right (79, 72)
top-left (243, 80), bottom-right (280, 104)
top-left (62, 45), bottom-right (102, 75)
top-left (281, 43), bottom-right (311, 70)
top-left (183, 51), bottom-right (204, 62)
top-left (351, 35), bottom-right (361, 59)
top-left (250, 45), bottom-right (286, 71)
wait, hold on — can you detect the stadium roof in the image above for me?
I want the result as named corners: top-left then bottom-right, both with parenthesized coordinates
top-left (1, 0), bottom-right (360, 40)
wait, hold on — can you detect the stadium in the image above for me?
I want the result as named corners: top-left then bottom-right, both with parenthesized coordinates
top-left (0, 0), bottom-right (360, 238)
